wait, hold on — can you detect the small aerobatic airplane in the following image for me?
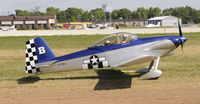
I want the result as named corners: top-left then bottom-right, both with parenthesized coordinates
top-left (0, 25), bottom-right (16, 31)
top-left (145, 22), bottom-right (161, 28)
top-left (25, 21), bottom-right (187, 79)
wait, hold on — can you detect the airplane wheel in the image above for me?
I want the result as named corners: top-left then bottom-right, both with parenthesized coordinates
top-left (148, 77), bottom-right (159, 80)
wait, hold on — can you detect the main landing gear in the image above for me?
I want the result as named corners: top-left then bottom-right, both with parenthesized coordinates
top-left (136, 57), bottom-right (162, 79)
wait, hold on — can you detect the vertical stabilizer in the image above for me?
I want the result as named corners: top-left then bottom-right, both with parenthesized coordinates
top-left (25, 37), bottom-right (56, 74)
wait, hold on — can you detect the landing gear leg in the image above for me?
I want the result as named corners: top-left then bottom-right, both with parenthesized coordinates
top-left (140, 57), bottom-right (162, 79)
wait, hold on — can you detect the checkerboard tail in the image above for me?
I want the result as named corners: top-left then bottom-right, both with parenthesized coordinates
top-left (25, 37), bottom-right (56, 74)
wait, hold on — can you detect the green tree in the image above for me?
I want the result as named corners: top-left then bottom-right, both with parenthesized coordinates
top-left (135, 12), bottom-right (142, 19)
top-left (148, 7), bottom-right (161, 18)
top-left (111, 9), bottom-right (132, 20)
top-left (15, 10), bottom-right (33, 16)
top-left (197, 10), bottom-right (200, 23)
top-left (65, 8), bottom-right (84, 22)
top-left (57, 11), bottom-right (67, 22)
top-left (162, 8), bottom-right (174, 16)
top-left (81, 10), bottom-right (91, 21)
top-left (45, 7), bottom-right (60, 15)
top-left (106, 11), bottom-right (111, 21)
top-left (137, 7), bottom-right (149, 19)
top-left (132, 7), bottom-right (148, 19)
top-left (15, 9), bottom-right (22, 16)
top-left (33, 11), bottom-right (44, 16)
top-left (120, 8), bottom-right (132, 19)
top-left (112, 9), bottom-right (121, 20)
top-left (57, 8), bottom-right (84, 22)
top-left (90, 8), bottom-right (104, 21)
top-left (171, 6), bottom-right (198, 24)
top-left (14, 6), bottom-right (200, 24)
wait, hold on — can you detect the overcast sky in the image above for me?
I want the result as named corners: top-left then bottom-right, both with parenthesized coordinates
top-left (0, 0), bottom-right (199, 15)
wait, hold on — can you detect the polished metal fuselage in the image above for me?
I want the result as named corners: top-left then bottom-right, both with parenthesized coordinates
top-left (39, 39), bottom-right (176, 73)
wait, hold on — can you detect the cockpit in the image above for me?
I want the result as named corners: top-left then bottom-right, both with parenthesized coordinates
top-left (92, 32), bottom-right (139, 47)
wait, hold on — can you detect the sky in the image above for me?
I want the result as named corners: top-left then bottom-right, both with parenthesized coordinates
top-left (0, 0), bottom-right (199, 15)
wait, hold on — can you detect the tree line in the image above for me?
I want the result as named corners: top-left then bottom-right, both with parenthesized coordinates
top-left (14, 6), bottom-right (200, 24)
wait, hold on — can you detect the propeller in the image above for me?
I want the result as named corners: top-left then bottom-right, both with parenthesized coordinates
top-left (178, 19), bottom-right (183, 51)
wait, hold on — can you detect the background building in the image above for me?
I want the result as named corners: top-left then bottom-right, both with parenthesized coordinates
top-left (0, 15), bottom-right (56, 29)
top-left (147, 16), bottom-right (181, 27)
top-left (101, 19), bottom-right (146, 27)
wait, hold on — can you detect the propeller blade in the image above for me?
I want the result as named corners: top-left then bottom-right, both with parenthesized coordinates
top-left (181, 41), bottom-right (183, 51)
top-left (178, 19), bottom-right (182, 37)
top-left (178, 19), bottom-right (184, 51)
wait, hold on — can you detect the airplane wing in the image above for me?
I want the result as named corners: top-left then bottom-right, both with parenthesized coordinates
top-left (112, 55), bottom-right (157, 67)
top-left (35, 60), bottom-right (57, 67)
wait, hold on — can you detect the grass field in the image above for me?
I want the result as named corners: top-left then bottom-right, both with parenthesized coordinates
top-left (0, 33), bottom-right (200, 104)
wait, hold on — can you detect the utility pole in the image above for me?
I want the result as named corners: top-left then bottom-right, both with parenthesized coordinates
top-left (102, 0), bottom-right (107, 25)
top-left (109, 10), bottom-right (111, 22)
top-left (37, 0), bottom-right (40, 15)
top-left (26, 0), bottom-right (28, 11)
top-left (34, 0), bottom-right (40, 15)
top-left (7, 11), bottom-right (10, 16)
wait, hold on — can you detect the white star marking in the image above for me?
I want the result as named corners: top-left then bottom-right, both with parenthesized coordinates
top-left (90, 56), bottom-right (98, 65)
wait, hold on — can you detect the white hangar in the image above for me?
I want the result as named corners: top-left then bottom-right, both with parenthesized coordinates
top-left (147, 16), bottom-right (181, 27)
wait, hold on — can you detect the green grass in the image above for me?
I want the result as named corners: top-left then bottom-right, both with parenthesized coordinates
top-left (0, 35), bottom-right (105, 50)
top-left (0, 32), bottom-right (199, 50)
top-left (0, 33), bottom-right (200, 84)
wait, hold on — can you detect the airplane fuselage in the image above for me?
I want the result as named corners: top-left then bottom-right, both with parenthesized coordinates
top-left (39, 36), bottom-right (184, 74)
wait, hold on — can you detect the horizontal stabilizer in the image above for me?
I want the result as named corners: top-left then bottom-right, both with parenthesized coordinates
top-left (35, 60), bottom-right (57, 67)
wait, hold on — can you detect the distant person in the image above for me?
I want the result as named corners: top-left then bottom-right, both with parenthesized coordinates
top-left (122, 35), bottom-right (128, 43)
top-left (104, 40), bottom-right (111, 46)
top-left (116, 25), bottom-right (119, 29)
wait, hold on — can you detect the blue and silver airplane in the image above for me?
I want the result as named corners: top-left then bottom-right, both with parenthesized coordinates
top-left (25, 21), bottom-right (187, 79)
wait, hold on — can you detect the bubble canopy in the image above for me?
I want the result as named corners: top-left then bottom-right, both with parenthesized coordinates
top-left (92, 32), bottom-right (139, 47)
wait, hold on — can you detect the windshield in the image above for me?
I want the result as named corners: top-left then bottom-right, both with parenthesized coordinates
top-left (92, 32), bottom-right (139, 47)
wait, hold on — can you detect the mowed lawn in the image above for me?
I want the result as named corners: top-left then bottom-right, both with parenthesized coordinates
top-left (0, 33), bottom-right (200, 90)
